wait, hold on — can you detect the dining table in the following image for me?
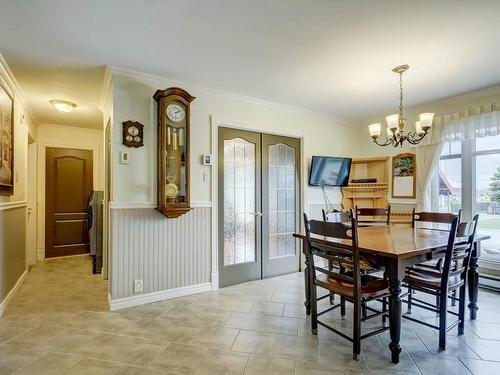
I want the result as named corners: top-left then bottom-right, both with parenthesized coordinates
top-left (293, 224), bottom-right (490, 364)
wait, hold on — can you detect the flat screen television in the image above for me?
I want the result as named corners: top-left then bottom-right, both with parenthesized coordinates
top-left (308, 156), bottom-right (352, 187)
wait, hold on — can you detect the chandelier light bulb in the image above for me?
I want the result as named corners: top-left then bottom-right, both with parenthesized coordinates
top-left (386, 114), bottom-right (399, 130)
top-left (368, 123), bottom-right (381, 139)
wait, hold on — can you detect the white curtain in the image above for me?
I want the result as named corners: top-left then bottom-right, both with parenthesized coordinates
top-left (425, 103), bottom-right (500, 146)
top-left (415, 143), bottom-right (443, 211)
top-left (415, 103), bottom-right (500, 211)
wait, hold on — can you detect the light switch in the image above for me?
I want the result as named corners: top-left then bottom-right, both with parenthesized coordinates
top-left (120, 150), bottom-right (129, 164)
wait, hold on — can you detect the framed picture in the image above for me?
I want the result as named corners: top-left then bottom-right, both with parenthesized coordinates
top-left (392, 153), bottom-right (416, 199)
top-left (0, 80), bottom-right (14, 195)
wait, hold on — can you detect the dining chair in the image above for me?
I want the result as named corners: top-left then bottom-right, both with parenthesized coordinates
top-left (412, 208), bottom-right (462, 229)
top-left (410, 209), bottom-right (462, 306)
top-left (402, 215), bottom-right (478, 349)
top-left (321, 208), bottom-right (383, 317)
top-left (355, 205), bottom-right (391, 225)
top-left (303, 213), bottom-right (390, 360)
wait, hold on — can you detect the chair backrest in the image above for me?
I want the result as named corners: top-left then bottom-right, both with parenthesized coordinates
top-left (355, 205), bottom-right (391, 225)
top-left (322, 209), bottom-right (352, 223)
top-left (303, 213), bottom-right (362, 298)
top-left (412, 208), bottom-right (462, 229)
top-left (440, 214), bottom-right (479, 291)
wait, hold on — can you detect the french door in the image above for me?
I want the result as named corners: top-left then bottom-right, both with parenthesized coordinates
top-left (218, 127), bottom-right (301, 287)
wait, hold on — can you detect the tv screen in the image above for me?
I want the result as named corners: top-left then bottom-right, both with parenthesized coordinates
top-left (309, 156), bottom-right (352, 187)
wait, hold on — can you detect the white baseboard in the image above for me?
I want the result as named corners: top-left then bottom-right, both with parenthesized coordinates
top-left (211, 272), bottom-right (219, 291)
top-left (0, 269), bottom-right (28, 317)
top-left (109, 282), bottom-right (212, 310)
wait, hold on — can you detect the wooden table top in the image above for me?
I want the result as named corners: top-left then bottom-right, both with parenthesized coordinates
top-left (294, 225), bottom-right (490, 260)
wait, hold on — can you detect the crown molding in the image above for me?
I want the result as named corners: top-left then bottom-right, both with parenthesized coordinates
top-left (107, 65), bottom-right (352, 126)
top-left (0, 53), bottom-right (38, 125)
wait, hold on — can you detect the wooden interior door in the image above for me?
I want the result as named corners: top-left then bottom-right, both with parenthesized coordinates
top-left (45, 148), bottom-right (93, 258)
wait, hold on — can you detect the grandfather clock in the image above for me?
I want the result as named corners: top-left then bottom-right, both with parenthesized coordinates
top-left (153, 87), bottom-right (195, 218)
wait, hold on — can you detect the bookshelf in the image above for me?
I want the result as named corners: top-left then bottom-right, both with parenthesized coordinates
top-left (342, 157), bottom-right (389, 211)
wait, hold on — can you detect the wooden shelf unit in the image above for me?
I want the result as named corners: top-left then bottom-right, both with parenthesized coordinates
top-left (342, 157), bottom-right (389, 211)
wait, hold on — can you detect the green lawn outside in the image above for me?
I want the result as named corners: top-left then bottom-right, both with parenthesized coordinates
top-left (478, 217), bottom-right (500, 229)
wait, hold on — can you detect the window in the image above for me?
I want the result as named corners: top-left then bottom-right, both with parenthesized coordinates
top-left (474, 134), bottom-right (500, 262)
top-left (431, 135), bottom-right (500, 266)
top-left (438, 141), bottom-right (462, 213)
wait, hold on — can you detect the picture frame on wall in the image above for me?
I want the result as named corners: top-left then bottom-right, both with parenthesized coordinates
top-left (0, 80), bottom-right (14, 195)
top-left (392, 153), bottom-right (416, 199)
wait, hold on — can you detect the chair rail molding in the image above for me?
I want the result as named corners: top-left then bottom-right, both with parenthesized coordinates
top-left (0, 201), bottom-right (27, 211)
top-left (109, 201), bottom-right (212, 209)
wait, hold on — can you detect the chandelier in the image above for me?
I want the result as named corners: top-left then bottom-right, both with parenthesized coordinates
top-left (368, 65), bottom-right (434, 147)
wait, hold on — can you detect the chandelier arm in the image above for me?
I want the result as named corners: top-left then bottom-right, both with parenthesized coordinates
top-left (373, 137), bottom-right (393, 147)
top-left (406, 131), bottom-right (428, 145)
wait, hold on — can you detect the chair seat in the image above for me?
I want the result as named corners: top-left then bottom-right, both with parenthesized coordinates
top-left (403, 271), bottom-right (463, 292)
top-left (315, 274), bottom-right (389, 299)
top-left (411, 258), bottom-right (442, 271)
top-left (341, 259), bottom-right (381, 274)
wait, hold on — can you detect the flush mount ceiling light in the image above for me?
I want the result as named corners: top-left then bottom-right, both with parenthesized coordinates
top-left (368, 65), bottom-right (434, 147)
top-left (50, 99), bottom-right (77, 113)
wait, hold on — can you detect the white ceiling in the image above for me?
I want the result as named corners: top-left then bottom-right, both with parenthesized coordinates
top-left (1, 0), bottom-right (500, 128)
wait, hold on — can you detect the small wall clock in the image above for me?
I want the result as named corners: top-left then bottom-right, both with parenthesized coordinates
top-left (122, 121), bottom-right (144, 148)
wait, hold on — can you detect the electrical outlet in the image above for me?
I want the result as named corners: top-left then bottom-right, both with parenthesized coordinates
top-left (133, 279), bottom-right (144, 293)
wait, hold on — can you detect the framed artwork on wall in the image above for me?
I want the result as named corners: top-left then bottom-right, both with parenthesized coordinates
top-left (392, 153), bottom-right (416, 199)
top-left (0, 80), bottom-right (14, 196)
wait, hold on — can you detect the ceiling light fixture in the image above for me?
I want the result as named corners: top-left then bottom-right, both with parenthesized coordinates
top-left (368, 65), bottom-right (434, 147)
top-left (50, 99), bottom-right (77, 113)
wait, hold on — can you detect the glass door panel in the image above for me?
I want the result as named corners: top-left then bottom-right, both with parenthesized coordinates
top-left (223, 138), bottom-right (256, 265)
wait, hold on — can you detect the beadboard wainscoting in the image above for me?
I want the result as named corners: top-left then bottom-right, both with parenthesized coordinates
top-left (307, 202), bottom-right (342, 220)
top-left (110, 206), bottom-right (211, 309)
top-left (0, 204), bottom-right (27, 315)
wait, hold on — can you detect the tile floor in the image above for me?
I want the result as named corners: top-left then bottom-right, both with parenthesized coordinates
top-left (1, 256), bottom-right (500, 374)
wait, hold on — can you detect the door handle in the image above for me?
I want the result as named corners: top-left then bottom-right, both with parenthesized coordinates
top-left (250, 212), bottom-right (263, 217)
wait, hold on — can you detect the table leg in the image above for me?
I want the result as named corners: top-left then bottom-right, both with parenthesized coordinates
top-left (468, 242), bottom-right (480, 320)
top-left (303, 240), bottom-right (311, 315)
top-left (388, 277), bottom-right (402, 364)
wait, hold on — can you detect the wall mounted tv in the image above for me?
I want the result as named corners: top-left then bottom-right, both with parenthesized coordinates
top-left (308, 156), bottom-right (352, 187)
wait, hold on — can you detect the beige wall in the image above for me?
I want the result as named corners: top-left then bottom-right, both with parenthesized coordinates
top-left (0, 55), bottom-right (37, 310)
top-left (36, 123), bottom-right (104, 260)
top-left (109, 69), bottom-right (358, 303)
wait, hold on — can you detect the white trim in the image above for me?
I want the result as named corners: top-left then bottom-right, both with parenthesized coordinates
top-left (109, 201), bottom-right (212, 209)
top-left (210, 115), bottom-right (305, 289)
top-left (213, 116), bottom-right (305, 138)
top-left (387, 200), bottom-right (417, 205)
top-left (98, 67), bottom-right (113, 112)
top-left (0, 201), bottom-right (27, 211)
top-left (108, 65), bottom-right (352, 124)
top-left (0, 269), bottom-right (27, 317)
top-left (211, 272), bottom-right (219, 291)
top-left (109, 282), bottom-right (212, 310)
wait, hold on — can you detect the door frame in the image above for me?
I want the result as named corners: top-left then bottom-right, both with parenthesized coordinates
top-left (210, 115), bottom-right (304, 290)
top-left (26, 131), bottom-right (38, 266)
top-left (37, 142), bottom-right (100, 260)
